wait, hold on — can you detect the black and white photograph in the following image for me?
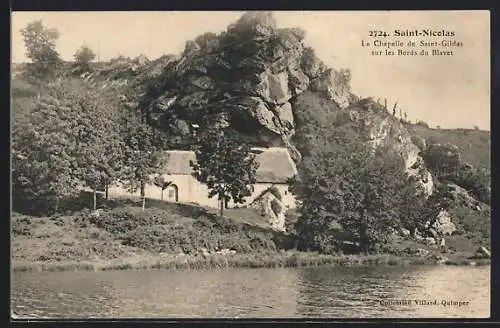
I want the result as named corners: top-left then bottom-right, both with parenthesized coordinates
top-left (10, 10), bottom-right (491, 319)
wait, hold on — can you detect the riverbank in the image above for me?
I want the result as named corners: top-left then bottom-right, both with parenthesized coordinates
top-left (11, 197), bottom-right (490, 273)
top-left (12, 250), bottom-right (490, 273)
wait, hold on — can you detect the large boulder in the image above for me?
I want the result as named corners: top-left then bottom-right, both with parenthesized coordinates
top-left (230, 11), bottom-right (277, 39)
top-left (256, 70), bottom-right (292, 105)
top-left (239, 97), bottom-right (282, 135)
top-left (250, 189), bottom-right (286, 231)
top-left (288, 68), bottom-right (310, 95)
top-left (276, 102), bottom-right (295, 131)
top-left (310, 68), bottom-right (352, 109)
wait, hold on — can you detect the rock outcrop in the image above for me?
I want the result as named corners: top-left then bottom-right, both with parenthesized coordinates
top-left (132, 11), bottom-right (354, 151)
top-left (445, 183), bottom-right (484, 211)
top-left (475, 246), bottom-right (491, 259)
top-left (317, 97), bottom-right (434, 196)
top-left (250, 189), bottom-right (286, 231)
top-left (63, 12), bottom-right (436, 197)
top-left (69, 11), bottom-right (498, 205)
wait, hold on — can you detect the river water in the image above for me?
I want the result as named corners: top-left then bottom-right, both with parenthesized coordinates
top-left (11, 265), bottom-right (490, 319)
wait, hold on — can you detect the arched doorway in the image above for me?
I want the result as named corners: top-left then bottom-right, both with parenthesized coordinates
top-left (165, 184), bottom-right (179, 202)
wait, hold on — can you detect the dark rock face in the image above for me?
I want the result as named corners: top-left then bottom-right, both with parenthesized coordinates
top-left (135, 11), bottom-right (353, 149)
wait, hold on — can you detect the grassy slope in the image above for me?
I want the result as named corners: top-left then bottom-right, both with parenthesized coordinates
top-left (12, 196), bottom-right (489, 271)
top-left (405, 123), bottom-right (490, 169)
top-left (12, 196), bottom-right (280, 263)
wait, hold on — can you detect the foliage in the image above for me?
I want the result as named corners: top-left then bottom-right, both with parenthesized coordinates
top-left (73, 44), bottom-right (96, 72)
top-left (422, 143), bottom-right (461, 175)
top-left (291, 91), bottom-right (341, 157)
top-left (422, 143), bottom-right (490, 204)
top-left (440, 165), bottom-right (491, 205)
top-left (11, 78), bottom-right (124, 214)
top-left (12, 82), bottom-right (83, 214)
top-left (194, 32), bottom-right (219, 49)
top-left (88, 206), bottom-right (280, 254)
top-left (396, 181), bottom-right (429, 235)
top-left (20, 20), bottom-right (62, 80)
top-left (448, 205), bottom-right (490, 245)
top-left (119, 112), bottom-right (166, 205)
top-left (416, 120), bottom-right (430, 128)
top-left (411, 135), bottom-right (426, 152)
top-left (406, 123), bottom-right (490, 169)
top-left (291, 128), bottom-right (424, 254)
top-left (190, 129), bottom-right (259, 217)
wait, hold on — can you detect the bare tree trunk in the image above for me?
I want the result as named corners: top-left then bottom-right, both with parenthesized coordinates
top-left (161, 189), bottom-right (164, 201)
top-left (54, 197), bottom-right (60, 214)
top-left (141, 182), bottom-right (146, 211)
top-left (105, 181), bottom-right (109, 200)
top-left (219, 194), bottom-right (224, 218)
top-left (93, 187), bottom-right (97, 211)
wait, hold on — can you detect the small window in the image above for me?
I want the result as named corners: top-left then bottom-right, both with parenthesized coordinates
top-left (250, 185), bottom-right (255, 192)
top-left (284, 191), bottom-right (288, 195)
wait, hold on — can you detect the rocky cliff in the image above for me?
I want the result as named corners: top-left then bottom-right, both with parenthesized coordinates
top-left (65, 11), bottom-right (437, 198)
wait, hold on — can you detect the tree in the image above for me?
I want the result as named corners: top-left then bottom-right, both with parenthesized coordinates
top-left (20, 20), bottom-right (61, 80)
top-left (73, 44), bottom-right (96, 72)
top-left (153, 176), bottom-right (172, 201)
top-left (11, 78), bottom-right (125, 214)
top-left (396, 179), bottom-right (430, 236)
top-left (73, 83), bottom-right (124, 210)
top-left (120, 112), bottom-right (165, 210)
top-left (291, 130), bottom-right (415, 254)
top-left (12, 82), bottom-right (83, 214)
top-left (190, 129), bottom-right (259, 217)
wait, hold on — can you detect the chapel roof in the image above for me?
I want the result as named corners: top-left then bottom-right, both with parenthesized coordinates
top-left (163, 147), bottom-right (297, 183)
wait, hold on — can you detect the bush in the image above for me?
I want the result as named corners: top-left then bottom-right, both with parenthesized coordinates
top-left (268, 186), bottom-right (282, 201)
top-left (12, 217), bottom-right (32, 236)
top-left (88, 206), bottom-right (280, 255)
top-left (416, 120), bottom-right (429, 128)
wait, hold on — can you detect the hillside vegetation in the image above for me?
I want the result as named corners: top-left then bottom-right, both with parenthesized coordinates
top-left (11, 12), bottom-right (490, 267)
top-left (405, 123), bottom-right (490, 169)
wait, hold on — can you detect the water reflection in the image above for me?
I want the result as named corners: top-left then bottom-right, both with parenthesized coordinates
top-left (11, 265), bottom-right (489, 319)
top-left (295, 266), bottom-right (490, 318)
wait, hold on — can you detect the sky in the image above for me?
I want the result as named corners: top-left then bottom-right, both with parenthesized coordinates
top-left (11, 11), bottom-right (490, 130)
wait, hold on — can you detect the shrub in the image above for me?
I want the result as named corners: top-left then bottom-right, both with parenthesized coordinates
top-left (268, 186), bottom-right (282, 201)
top-left (101, 206), bottom-right (280, 254)
top-left (12, 217), bottom-right (32, 236)
top-left (416, 120), bottom-right (429, 128)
